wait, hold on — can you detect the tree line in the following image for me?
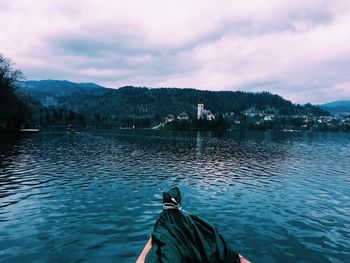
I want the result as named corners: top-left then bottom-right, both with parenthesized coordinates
top-left (2, 54), bottom-right (331, 131)
top-left (23, 85), bottom-right (328, 128)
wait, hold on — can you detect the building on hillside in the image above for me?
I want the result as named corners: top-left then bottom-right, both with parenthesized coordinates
top-left (177, 112), bottom-right (189, 120)
top-left (197, 103), bottom-right (215, 121)
top-left (206, 111), bottom-right (215, 121)
top-left (165, 114), bottom-right (175, 123)
top-left (264, 115), bottom-right (272, 121)
top-left (197, 103), bottom-right (204, 119)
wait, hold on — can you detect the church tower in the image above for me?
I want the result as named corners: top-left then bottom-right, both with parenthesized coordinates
top-left (197, 103), bottom-right (204, 119)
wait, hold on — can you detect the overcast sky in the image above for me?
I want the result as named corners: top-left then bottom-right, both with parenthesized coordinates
top-left (1, 0), bottom-right (350, 103)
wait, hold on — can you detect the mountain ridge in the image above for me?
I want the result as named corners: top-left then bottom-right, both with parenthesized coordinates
top-left (18, 79), bottom-right (330, 128)
top-left (320, 100), bottom-right (350, 115)
top-left (19, 80), bottom-right (109, 106)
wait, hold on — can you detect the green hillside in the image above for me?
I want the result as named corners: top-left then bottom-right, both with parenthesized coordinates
top-left (18, 80), bottom-right (329, 128)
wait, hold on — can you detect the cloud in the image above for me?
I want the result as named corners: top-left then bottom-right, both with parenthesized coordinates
top-left (1, 0), bottom-right (350, 103)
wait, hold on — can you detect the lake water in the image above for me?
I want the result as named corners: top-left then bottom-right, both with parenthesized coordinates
top-left (0, 130), bottom-right (349, 263)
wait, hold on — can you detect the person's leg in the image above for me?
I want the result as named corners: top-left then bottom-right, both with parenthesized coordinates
top-left (136, 237), bottom-right (153, 263)
top-left (239, 254), bottom-right (251, 263)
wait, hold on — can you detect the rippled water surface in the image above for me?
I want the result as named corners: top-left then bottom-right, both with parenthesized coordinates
top-left (0, 130), bottom-right (350, 263)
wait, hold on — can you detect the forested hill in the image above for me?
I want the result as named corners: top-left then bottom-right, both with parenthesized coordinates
top-left (320, 101), bottom-right (350, 115)
top-left (19, 80), bottom-right (329, 126)
top-left (18, 80), bottom-right (108, 107)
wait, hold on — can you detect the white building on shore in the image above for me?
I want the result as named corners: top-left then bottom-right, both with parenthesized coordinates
top-left (197, 103), bottom-right (215, 121)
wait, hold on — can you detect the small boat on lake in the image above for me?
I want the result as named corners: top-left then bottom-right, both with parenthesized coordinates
top-left (20, 128), bottom-right (40, 132)
top-left (20, 121), bottom-right (40, 132)
top-left (137, 187), bottom-right (251, 263)
top-left (67, 124), bottom-right (75, 133)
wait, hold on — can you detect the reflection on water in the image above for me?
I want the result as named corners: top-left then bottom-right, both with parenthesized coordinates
top-left (0, 130), bottom-right (350, 263)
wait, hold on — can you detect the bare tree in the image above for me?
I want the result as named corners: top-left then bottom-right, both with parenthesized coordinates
top-left (0, 54), bottom-right (24, 87)
top-left (0, 54), bottom-right (27, 131)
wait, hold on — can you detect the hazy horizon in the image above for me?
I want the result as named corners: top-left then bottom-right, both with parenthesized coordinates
top-left (2, 0), bottom-right (350, 104)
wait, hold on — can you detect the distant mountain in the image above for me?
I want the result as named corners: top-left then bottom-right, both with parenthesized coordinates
top-left (23, 80), bottom-right (107, 95)
top-left (320, 100), bottom-right (350, 115)
top-left (18, 80), bottom-right (109, 106)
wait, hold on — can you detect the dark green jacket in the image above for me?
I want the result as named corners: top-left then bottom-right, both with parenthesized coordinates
top-left (146, 187), bottom-right (241, 263)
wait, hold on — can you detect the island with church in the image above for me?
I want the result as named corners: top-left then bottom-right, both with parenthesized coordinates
top-left (155, 101), bottom-right (229, 131)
